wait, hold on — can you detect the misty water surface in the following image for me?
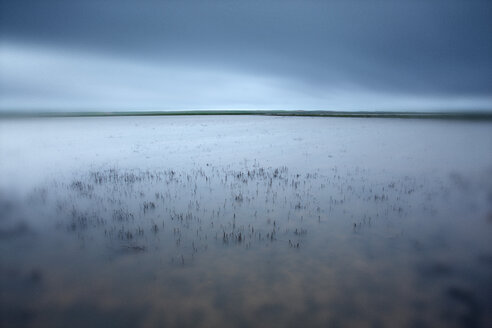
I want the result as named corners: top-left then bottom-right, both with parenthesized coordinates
top-left (1, 116), bottom-right (492, 328)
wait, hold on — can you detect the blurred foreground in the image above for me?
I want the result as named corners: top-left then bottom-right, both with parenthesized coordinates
top-left (1, 116), bottom-right (491, 327)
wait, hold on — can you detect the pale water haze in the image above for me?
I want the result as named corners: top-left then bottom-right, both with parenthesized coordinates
top-left (1, 116), bottom-right (492, 327)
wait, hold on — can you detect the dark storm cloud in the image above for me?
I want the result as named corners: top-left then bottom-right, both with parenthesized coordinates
top-left (1, 0), bottom-right (492, 110)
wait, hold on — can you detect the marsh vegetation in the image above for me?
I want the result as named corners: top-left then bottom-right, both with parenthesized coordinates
top-left (1, 116), bottom-right (491, 327)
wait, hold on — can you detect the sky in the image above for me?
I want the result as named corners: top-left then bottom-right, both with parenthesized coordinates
top-left (1, 0), bottom-right (492, 112)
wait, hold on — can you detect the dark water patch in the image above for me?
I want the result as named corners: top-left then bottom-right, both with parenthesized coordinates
top-left (0, 222), bottom-right (30, 240)
top-left (477, 253), bottom-right (492, 266)
top-left (418, 261), bottom-right (454, 279)
top-left (0, 162), bottom-right (491, 327)
top-left (42, 303), bottom-right (144, 328)
top-left (0, 305), bottom-right (35, 328)
top-left (443, 286), bottom-right (481, 328)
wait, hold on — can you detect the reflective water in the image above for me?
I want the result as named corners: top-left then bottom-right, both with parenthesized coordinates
top-left (1, 116), bottom-right (492, 327)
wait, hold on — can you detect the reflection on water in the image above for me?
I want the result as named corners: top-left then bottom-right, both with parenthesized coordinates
top-left (1, 116), bottom-right (492, 327)
top-left (1, 163), bottom-right (492, 328)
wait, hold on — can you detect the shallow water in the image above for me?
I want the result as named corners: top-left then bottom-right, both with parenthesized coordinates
top-left (1, 116), bottom-right (492, 327)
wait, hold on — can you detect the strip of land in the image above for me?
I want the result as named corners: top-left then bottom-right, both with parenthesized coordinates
top-left (1, 110), bottom-right (492, 120)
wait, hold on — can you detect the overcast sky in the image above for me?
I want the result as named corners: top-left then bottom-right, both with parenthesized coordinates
top-left (1, 0), bottom-right (492, 111)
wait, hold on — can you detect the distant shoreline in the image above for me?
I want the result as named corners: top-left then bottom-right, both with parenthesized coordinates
top-left (1, 110), bottom-right (492, 120)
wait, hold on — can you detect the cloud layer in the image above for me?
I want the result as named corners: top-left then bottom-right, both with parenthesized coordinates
top-left (1, 0), bottom-right (492, 111)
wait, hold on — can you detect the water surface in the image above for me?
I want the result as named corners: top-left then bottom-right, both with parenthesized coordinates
top-left (1, 116), bottom-right (492, 327)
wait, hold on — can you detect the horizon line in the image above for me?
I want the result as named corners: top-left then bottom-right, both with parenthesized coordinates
top-left (1, 109), bottom-right (492, 120)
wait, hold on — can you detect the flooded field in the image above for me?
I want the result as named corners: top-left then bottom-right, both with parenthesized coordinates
top-left (1, 116), bottom-right (492, 327)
